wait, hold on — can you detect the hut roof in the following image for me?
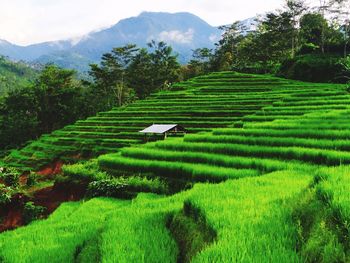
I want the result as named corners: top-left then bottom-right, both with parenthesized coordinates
top-left (139, 124), bottom-right (179, 134)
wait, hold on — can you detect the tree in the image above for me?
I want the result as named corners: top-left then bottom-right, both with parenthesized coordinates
top-left (0, 64), bottom-right (84, 150)
top-left (327, 0), bottom-right (350, 57)
top-left (89, 44), bottom-right (138, 109)
top-left (211, 22), bottom-right (246, 71)
top-left (285, 0), bottom-right (308, 57)
top-left (35, 64), bottom-right (83, 133)
top-left (0, 87), bottom-right (39, 149)
top-left (299, 12), bottom-right (343, 53)
top-left (147, 41), bottom-right (181, 91)
top-left (237, 12), bottom-right (294, 72)
top-left (127, 48), bottom-right (153, 98)
top-left (184, 48), bottom-right (213, 78)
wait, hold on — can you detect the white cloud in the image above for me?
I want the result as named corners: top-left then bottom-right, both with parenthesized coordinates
top-left (70, 34), bottom-right (91, 46)
top-left (209, 34), bottom-right (219, 43)
top-left (158, 29), bottom-right (194, 44)
top-left (0, 0), bottom-right (321, 46)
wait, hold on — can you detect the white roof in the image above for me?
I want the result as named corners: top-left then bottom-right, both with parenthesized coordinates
top-left (139, 124), bottom-right (178, 134)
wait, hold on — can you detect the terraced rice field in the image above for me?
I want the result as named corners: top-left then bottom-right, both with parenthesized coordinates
top-left (1, 72), bottom-right (350, 262)
top-left (98, 110), bottom-right (350, 179)
top-left (3, 71), bottom-right (349, 171)
top-left (0, 171), bottom-right (314, 262)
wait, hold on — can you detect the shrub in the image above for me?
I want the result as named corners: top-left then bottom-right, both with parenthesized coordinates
top-left (87, 176), bottom-right (168, 198)
top-left (299, 43), bottom-right (319, 55)
top-left (62, 160), bottom-right (109, 182)
top-left (26, 172), bottom-right (39, 187)
top-left (336, 56), bottom-right (350, 84)
top-left (278, 54), bottom-right (345, 83)
top-left (0, 184), bottom-right (12, 205)
top-left (86, 179), bottom-right (128, 198)
top-left (23, 201), bottom-right (46, 224)
top-left (0, 167), bottom-right (20, 188)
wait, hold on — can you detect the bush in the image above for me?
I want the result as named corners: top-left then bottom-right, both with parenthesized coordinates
top-left (0, 184), bottom-right (13, 205)
top-left (23, 201), bottom-right (46, 224)
top-left (86, 179), bottom-right (128, 198)
top-left (0, 167), bottom-right (20, 187)
top-left (62, 160), bottom-right (109, 182)
top-left (336, 56), bottom-right (350, 84)
top-left (26, 172), bottom-right (39, 187)
top-left (86, 176), bottom-right (168, 198)
top-left (278, 54), bottom-right (346, 83)
top-left (299, 43), bottom-right (319, 55)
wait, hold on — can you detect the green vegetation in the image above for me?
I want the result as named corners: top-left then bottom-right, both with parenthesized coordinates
top-left (0, 170), bottom-right (312, 262)
top-left (1, 69), bottom-right (350, 262)
top-left (1, 1), bottom-right (350, 260)
top-left (4, 71), bottom-right (349, 172)
top-left (189, 0), bottom-right (350, 82)
top-left (0, 56), bottom-right (37, 95)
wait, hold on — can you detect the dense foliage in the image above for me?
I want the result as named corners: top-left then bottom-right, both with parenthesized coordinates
top-left (0, 65), bottom-right (87, 152)
top-left (0, 41), bottom-right (181, 154)
top-left (188, 0), bottom-right (350, 81)
top-left (0, 56), bottom-right (37, 96)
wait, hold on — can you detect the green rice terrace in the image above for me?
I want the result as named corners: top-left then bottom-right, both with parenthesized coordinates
top-left (1, 71), bottom-right (350, 262)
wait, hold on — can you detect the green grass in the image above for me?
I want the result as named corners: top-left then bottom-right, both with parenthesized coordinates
top-left (0, 169), bottom-right (313, 262)
top-left (190, 170), bottom-right (312, 262)
top-left (0, 198), bottom-right (129, 263)
top-left (317, 167), bottom-right (350, 234)
top-left (2, 71), bottom-right (350, 262)
top-left (4, 71), bottom-right (348, 171)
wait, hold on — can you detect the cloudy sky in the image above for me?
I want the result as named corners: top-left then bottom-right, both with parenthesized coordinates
top-left (0, 0), bottom-right (318, 46)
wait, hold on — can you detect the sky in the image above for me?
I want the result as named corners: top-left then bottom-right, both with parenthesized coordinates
top-left (0, 0), bottom-right (319, 46)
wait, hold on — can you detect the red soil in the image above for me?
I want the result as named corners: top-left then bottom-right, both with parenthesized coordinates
top-left (0, 158), bottom-right (88, 232)
top-left (0, 194), bottom-right (27, 232)
top-left (34, 181), bottom-right (87, 213)
top-left (0, 181), bottom-right (87, 232)
top-left (37, 160), bottom-right (64, 176)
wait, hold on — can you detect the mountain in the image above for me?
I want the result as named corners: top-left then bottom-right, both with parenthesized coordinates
top-left (0, 56), bottom-right (38, 95)
top-left (0, 12), bottom-right (222, 72)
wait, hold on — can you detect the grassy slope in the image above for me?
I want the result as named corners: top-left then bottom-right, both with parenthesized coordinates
top-left (4, 71), bottom-right (348, 171)
top-left (1, 72), bottom-right (350, 262)
top-left (0, 170), bottom-right (312, 262)
top-left (0, 56), bottom-right (37, 95)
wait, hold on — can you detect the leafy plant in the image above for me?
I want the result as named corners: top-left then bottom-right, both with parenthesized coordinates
top-left (0, 167), bottom-right (20, 188)
top-left (26, 172), bottom-right (39, 187)
top-left (0, 183), bottom-right (12, 205)
top-left (23, 202), bottom-right (46, 224)
top-left (86, 179), bottom-right (128, 198)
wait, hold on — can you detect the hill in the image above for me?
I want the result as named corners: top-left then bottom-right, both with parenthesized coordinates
top-left (1, 72), bottom-right (350, 261)
top-left (0, 56), bottom-right (37, 95)
top-left (3, 71), bottom-right (349, 172)
top-left (0, 12), bottom-right (221, 72)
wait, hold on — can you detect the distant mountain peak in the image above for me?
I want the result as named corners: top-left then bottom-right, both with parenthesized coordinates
top-left (0, 39), bottom-right (11, 46)
top-left (0, 11), bottom-right (223, 71)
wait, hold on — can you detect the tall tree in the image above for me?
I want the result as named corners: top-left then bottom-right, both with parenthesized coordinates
top-left (299, 12), bottom-right (340, 53)
top-left (147, 41), bottom-right (180, 91)
top-left (328, 0), bottom-right (350, 57)
top-left (285, 0), bottom-right (308, 57)
top-left (89, 44), bottom-right (138, 108)
top-left (211, 22), bottom-right (246, 71)
top-left (185, 48), bottom-right (213, 78)
top-left (127, 48), bottom-right (153, 99)
top-left (35, 65), bottom-right (83, 133)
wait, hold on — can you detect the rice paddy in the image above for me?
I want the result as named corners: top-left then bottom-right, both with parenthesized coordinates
top-left (4, 71), bottom-right (350, 171)
top-left (1, 71), bottom-right (350, 262)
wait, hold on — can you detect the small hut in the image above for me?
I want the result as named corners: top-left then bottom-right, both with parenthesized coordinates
top-left (139, 124), bottom-right (186, 140)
